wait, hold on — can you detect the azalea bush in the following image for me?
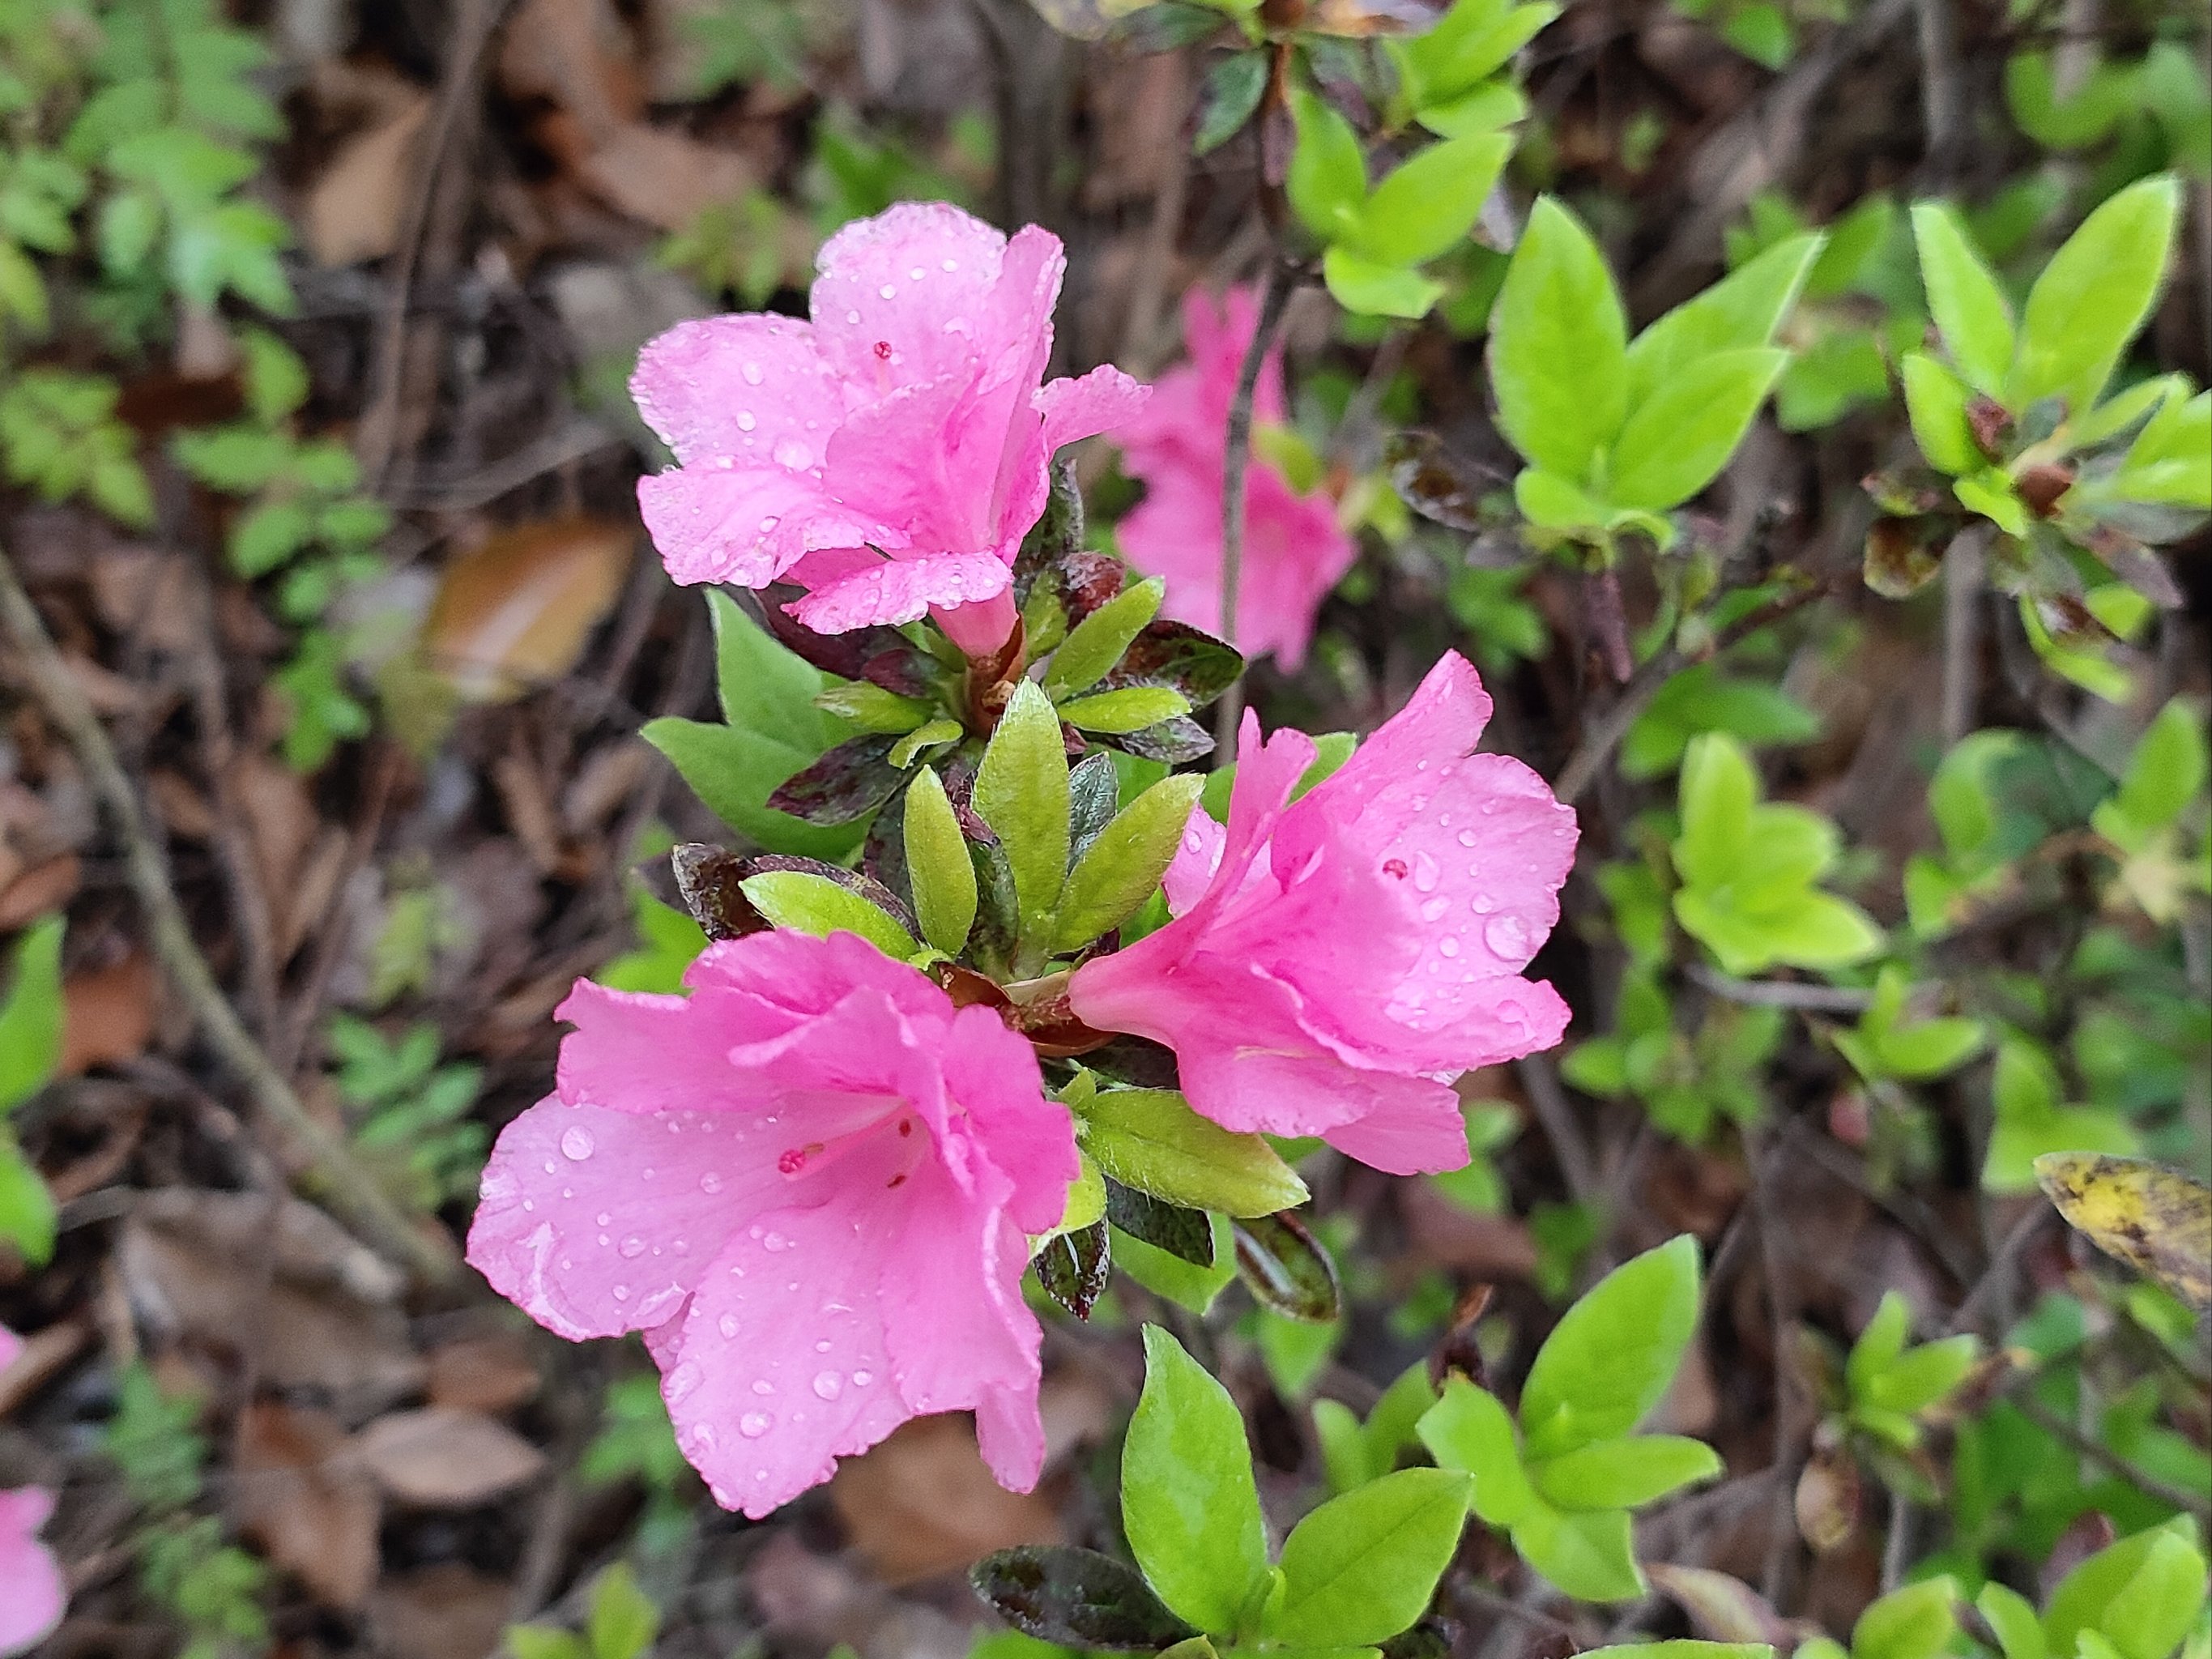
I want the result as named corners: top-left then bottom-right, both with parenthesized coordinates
top-left (0, 0), bottom-right (2208, 1656)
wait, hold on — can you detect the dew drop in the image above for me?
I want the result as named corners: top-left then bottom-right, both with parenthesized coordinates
top-left (815, 1339), bottom-right (832, 1353)
top-left (1412, 851), bottom-right (1440, 893)
top-left (851, 1369), bottom-right (873, 1388)
top-left (699, 1171), bottom-right (722, 1193)
top-left (688, 1424), bottom-right (717, 1453)
top-left (718, 1314), bottom-right (739, 1338)
top-left (540, 1159), bottom-right (556, 1175)
top-left (560, 1127), bottom-right (595, 1161)
top-left (1484, 915), bottom-right (1530, 958)
top-left (619, 1235), bottom-right (646, 1259)
top-left (762, 1230), bottom-right (791, 1252)
top-left (878, 284), bottom-right (897, 299)
top-left (666, 1362), bottom-right (701, 1401)
top-left (612, 1284), bottom-right (630, 1301)
top-left (737, 411), bottom-right (757, 433)
top-left (845, 309), bottom-right (860, 324)
top-left (1457, 828), bottom-right (1479, 847)
top-left (772, 438), bottom-right (810, 469)
top-left (738, 1412), bottom-right (773, 1439)
top-left (942, 257), bottom-right (958, 271)
top-left (741, 360), bottom-right (763, 385)
top-left (595, 1211), bottom-right (612, 1226)
top-left (908, 266), bottom-right (925, 280)
top-left (751, 1379), bottom-right (774, 1396)
top-left (1438, 938), bottom-right (1460, 958)
top-left (1421, 896), bottom-right (1451, 923)
top-left (812, 1371), bottom-right (843, 1401)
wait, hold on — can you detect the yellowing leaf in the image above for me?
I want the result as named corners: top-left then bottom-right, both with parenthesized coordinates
top-left (2035, 1153), bottom-right (2212, 1311)
top-left (425, 517), bottom-right (633, 702)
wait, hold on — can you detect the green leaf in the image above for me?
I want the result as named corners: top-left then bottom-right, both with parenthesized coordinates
top-left (1901, 352), bottom-right (1980, 476)
top-left (971, 1546), bottom-right (1202, 1648)
top-left (0, 1138), bottom-right (58, 1265)
top-left (506, 1627), bottom-right (586, 1659)
top-left (1851, 1578), bottom-right (1958, 1659)
top-left (1673, 733), bottom-right (1758, 892)
top-left (1977, 1585), bottom-right (2046, 1659)
top-left (585, 1564), bottom-right (658, 1659)
top-left (1112, 1213), bottom-right (1236, 1314)
top-left (1418, 1378), bottom-right (1536, 1527)
top-left (1846, 1290), bottom-right (1912, 1401)
top-left (709, 590), bottom-right (835, 747)
top-left (1531, 1435), bottom-right (1721, 1511)
top-left (1080, 1088), bottom-right (1307, 1216)
top-left (0, 916), bottom-right (65, 1112)
top-left (2044, 1519), bottom-right (2208, 1659)
top-left (2013, 173), bottom-right (2183, 417)
top-left (1053, 774), bottom-right (1205, 951)
top-left (2108, 699), bottom-right (2209, 837)
top-left (1288, 90), bottom-right (1367, 244)
top-left (1233, 1212), bottom-right (1341, 1324)
top-left (1520, 1235), bottom-right (1701, 1459)
top-left (1488, 198), bottom-right (1629, 480)
top-left (1195, 51), bottom-right (1269, 156)
top-left (1045, 578), bottom-right (1165, 701)
top-left (1123, 1326), bottom-right (1271, 1634)
top-left (904, 767), bottom-right (978, 956)
top-left (1272, 1469), bottom-right (1471, 1645)
top-left (813, 682), bottom-right (931, 734)
top-left (1911, 203), bottom-right (2015, 397)
top-left (738, 872), bottom-right (918, 960)
top-left (1509, 1501), bottom-right (1643, 1601)
top-left (640, 719), bottom-right (864, 861)
top-left (1607, 347), bottom-right (1788, 511)
top-left (974, 681), bottom-right (1072, 939)
top-left (1322, 249), bottom-right (1443, 320)
top-left (1057, 686), bottom-right (1192, 735)
top-left (1352, 134), bottom-right (1512, 267)
top-left (1514, 468), bottom-right (1609, 531)
top-left (1622, 232), bottom-right (1822, 413)
top-left (230, 499), bottom-right (315, 577)
top-left (1865, 1336), bottom-right (1979, 1417)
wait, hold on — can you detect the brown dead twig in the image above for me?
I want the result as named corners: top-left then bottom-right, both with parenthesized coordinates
top-left (0, 548), bottom-right (460, 1283)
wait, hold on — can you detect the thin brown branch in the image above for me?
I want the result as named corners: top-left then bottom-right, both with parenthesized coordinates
top-left (2010, 1385), bottom-right (2212, 1521)
top-left (0, 549), bottom-right (458, 1283)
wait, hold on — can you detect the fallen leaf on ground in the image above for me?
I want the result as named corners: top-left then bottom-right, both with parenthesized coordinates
top-left (353, 1405), bottom-right (547, 1506)
top-left (60, 949), bottom-right (156, 1075)
top-left (369, 1563), bottom-right (515, 1659)
top-left (2036, 1152), bottom-right (2212, 1311)
top-left (424, 516), bottom-right (633, 702)
top-left (828, 1414), bottom-right (1063, 1584)
top-left (307, 89), bottom-right (433, 266)
top-left (424, 1328), bottom-right (541, 1414)
top-left (233, 1399), bottom-right (383, 1607)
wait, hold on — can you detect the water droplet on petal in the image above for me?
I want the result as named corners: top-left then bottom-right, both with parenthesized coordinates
top-left (688, 1424), bottom-right (717, 1453)
top-left (751, 1379), bottom-right (774, 1396)
top-left (718, 1314), bottom-right (739, 1338)
top-left (878, 284), bottom-right (896, 299)
top-left (699, 1171), bottom-right (722, 1194)
top-left (1457, 828), bottom-right (1479, 847)
top-left (739, 1412), bottom-right (773, 1439)
top-left (612, 1284), bottom-right (630, 1301)
top-left (1485, 915), bottom-right (1530, 958)
top-left (1413, 851), bottom-right (1440, 893)
top-left (741, 361), bottom-right (763, 385)
top-left (812, 1371), bottom-right (843, 1401)
top-left (851, 1369), bottom-right (873, 1388)
top-left (815, 1339), bottom-right (832, 1353)
top-left (1421, 897), bottom-right (1451, 923)
top-left (666, 1363), bottom-right (701, 1401)
top-left (1438, 938), bottom-right (1460, 958)
top-left (735, 411), bottom-right (756, 433)
top-left (771, 438), bottom-right (810, 469)
top-left (619, 1235), bottom-right (646, 1259)
top-left (560, 1127), bottom-right (595, 1161)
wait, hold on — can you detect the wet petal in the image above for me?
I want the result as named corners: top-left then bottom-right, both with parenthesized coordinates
top-left (630, 315), bottom-right (833, 468)
top-left (637, 466), bottom-right (904, 589)
top-left (786, 548), bottom-right (1014, 633)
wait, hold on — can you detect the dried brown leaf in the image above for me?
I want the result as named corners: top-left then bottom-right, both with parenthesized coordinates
top-left (353, 1406), bottom-right (547, 1507)
top-left (424, 517), bottom-right (633, 702)
top-left (59, 949), bottom-right (156, 1076)
top-left (234, 1400), bottom-right (383, 1607)
top-left (828, 1414), bottom-right (1063, 1584)
top-left (306, 91), bottom-right (432, 267)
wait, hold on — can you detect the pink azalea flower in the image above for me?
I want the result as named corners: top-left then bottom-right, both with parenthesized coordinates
top-left (1115, 287), bottom-right (1358, 669)
top-left (467, 931), bottom-right (1078, 1518)
top-left (1070, 652), bottom-right (1577, 1175)
top-left (631, 203), bottom-right (1146, 656)
top-left (0, 1327), bottom-right (65, 1657)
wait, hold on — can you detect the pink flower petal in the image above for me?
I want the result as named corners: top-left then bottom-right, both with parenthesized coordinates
top-left (937, 1005), bottom-right (1080, 1238)
top-left (0, 1488), bottom-right (64, 1656)
top-left (1161, 808), bottom-right (1227, 917)
top-left (0, 1324), bottom-right (21, 1373)
top-left (658, 1154), bottom-right (914, 1517)
top-left (637, 467), bottom-right (905, 590)
top-left (630, 315), bottom-right (834, 469)
top-left (1038, 364), bottom-right (1149, 453)
top-left (812, 203), bottom-right (1020, 386)
top-left (467, 1097), bottom-right (787, 1341)
top-left (786, 548), bottom-right (1014, 633)
top-left (1310, 1078), bottom-right (1473, 1175)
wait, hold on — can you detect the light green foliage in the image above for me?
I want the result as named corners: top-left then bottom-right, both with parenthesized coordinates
top-left (1622, 661), bottom-right (1821, 781)
top-left (1042, 577), bottom-right (1163, 699)
top-left (1074, 1087), bottom-right (1307, 1218)
top-left (1124, 1325), bottom-right (1272, 1632)
top-left (2089, 698), bottom-right (2210, 923)
top-left (328, 1016), bottom-right (487, 1210)
top-left (138, 1516), bottom-right (271, 1659)
top-left (906, 766), bottom-right (979, 956)
top-left (1420, 1237), bottom-right (1717, 1601)
top-left (1110, 1209), bottom-right (1236, 1314)
top-left (0, 915), bottom-right (62, 1264)
top-left (974, 680), bottom-right (1072, 947)
top-left (1388, 0), bottom-right (1559, 136)
top-left (1289, 86), bottom-right (1514, 318)
top-left (1841, 1291), bottom-right (1980, 1452)
top-left (1831, 967), bottom-right (1987, 1086)
top-left (1268, 1468), bottom-right (1472, 1645)
top-left (106, 1360), bottom-right (208, 1514)
top-left (1490, 203), bottom-right (1810, 551)
top-left (2035, 1519), bottom-right (2209, 1659)
top-left (1983, 1036), bottom-right (2140, 1193)
top-left (0, 367), bottom-right (153, 522)
top-left (1052, 774), bottom-right (1206, 950)
top-left (595, 887), bottom-right (710, 994)
top-left (506, 1564), bottom-right (662, 1659)
top-left (1315, 1363), bottom-right (1438, 1494)
top-left (1671, 732), bottom-right (1883, 976)
top-left (1562, 964), bottom-right (1784, 1143)
top-left (643, 592), bottom-right (867, 860)
top-left (739, 870), bottom-right (920, 960)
